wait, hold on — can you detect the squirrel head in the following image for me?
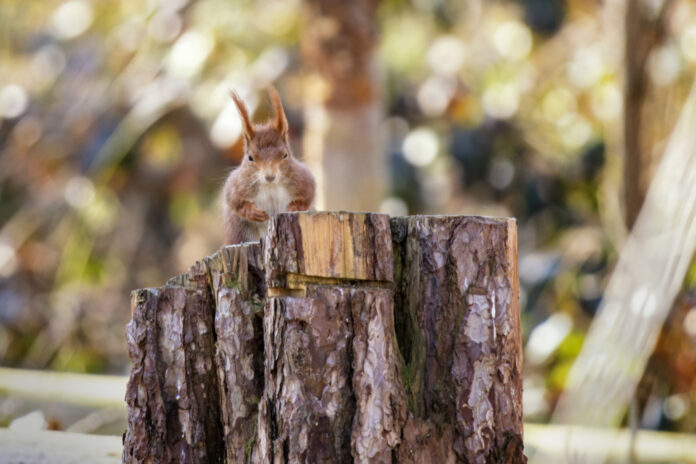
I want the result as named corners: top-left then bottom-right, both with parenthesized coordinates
top-left (230, 86), bottom-right (294, 185)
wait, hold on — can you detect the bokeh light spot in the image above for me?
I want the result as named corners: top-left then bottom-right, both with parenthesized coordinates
top-left (0, 240), bottom-right (18, 278)
top-left (166, 31), bottom-right (214, 78)
top-left (253, 0), bottom-right (299, 36)
top-left (590, 82), bottom-right (622, 121)
top-left (417, 76), bottom-right (456, 117)
top-left (12, 116), bottom-right (42, 148)
top-left (64, 177), bottom-right (96, 209)
top-left (526, 313), bottom-right (572, 366)
top-left (115, 19), bottom-right (146, 51)
top-left (51, 1), bottom-right (94, 40)
top-left (557, 114), bottom-right (593, 150)
top-left (488, 158), bottom-right (515, 190)
top-left (380, 197), bottom-right (409, 217)
top-left (567, 47), bottom-right (603, 89)
top-left (211, 100), bottom-right (244, 149)
top-left (380, 15), bottom-right (428, 72)
top-left (402, 127), bottom-right (439, 167)
top-left (31, 45), bottom-right (67, 86)
top-left (0, 85), bottom-right (28, 120)
top-left (427, 36), bottom-right (468, 76)
top-left (482, 82), bottom-right (519, 119)
top-left (493, 21), bottom-right (533, 60)
top-left (663, 394), bottom-right (689, 421)
top-left (252, 47), bottom-right (289, 86)
top-left (683, 307), bottom-right (696, 338)
top-left (648, 43), bottom-right (682, 87)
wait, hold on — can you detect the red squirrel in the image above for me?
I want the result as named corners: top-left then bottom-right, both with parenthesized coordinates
top-left (223, 87), bottom-right (315, 245)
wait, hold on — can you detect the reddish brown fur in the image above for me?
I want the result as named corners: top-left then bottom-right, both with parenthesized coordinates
top-left (223, 87), bottom-right (315, 245)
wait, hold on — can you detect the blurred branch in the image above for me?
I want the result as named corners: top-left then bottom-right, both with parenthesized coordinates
top-left (525, 423), bottom-right (696, 463)
top-left (66, 408), bottom-right (126, 434)
top-left (87, 81), bottom-right (183, 176)
top-left (0, 428), bottom-right (122, 464)
top-left (0, 368), bottom-right (126, 409)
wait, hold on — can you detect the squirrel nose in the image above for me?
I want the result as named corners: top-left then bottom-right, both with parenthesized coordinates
top-left (265, 174), bottom-right (276, 182)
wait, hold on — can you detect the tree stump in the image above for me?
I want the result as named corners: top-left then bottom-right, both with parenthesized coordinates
top-left (122, 212), bottom-right (525, 463)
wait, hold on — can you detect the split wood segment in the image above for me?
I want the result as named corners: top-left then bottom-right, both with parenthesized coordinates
top-left (265, 212), bottom-right (393, 291)
top-left (123, 211), bottom-right (525, 464)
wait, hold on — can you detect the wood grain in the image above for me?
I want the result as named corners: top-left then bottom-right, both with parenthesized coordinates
top-left (265, 211), bottom-right (393, 290)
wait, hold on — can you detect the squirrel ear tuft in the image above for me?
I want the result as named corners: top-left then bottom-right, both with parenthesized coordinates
top-left (230, 90), bottom-right (255, 141)
top-left (267, 86), bottom-right (288, 139)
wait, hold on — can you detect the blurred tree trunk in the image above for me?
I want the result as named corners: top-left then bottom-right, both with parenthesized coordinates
top-left (301, 0), bottom-right (386, 212)
top-left (123, 212), bottom-right (525, 463)
top-left (623, 0), bottom-right (676, 228)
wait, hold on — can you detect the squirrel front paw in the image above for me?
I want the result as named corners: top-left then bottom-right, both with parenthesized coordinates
top-left (238, 202), bottom-right (269, 222)
top-left (287, 200), bottom-right (310, 212)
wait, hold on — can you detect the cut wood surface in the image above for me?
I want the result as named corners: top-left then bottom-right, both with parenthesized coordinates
top-left (122, 212), bottom-right (525, 463)
top-left (265, 211), bottom-right (393, 289)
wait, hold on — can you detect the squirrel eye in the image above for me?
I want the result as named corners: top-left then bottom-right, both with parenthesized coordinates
top-left (283, 153), bottom-right (288, 159)
top-left (248, 155), bottom-right (254, 162)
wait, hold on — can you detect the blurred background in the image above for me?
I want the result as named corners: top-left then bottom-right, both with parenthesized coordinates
top-left (1, 0), bottom-right (696, 457)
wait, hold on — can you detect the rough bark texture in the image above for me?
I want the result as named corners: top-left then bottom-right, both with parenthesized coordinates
top-left (208, 245), bottom-right (265, 464)
top-left (391, 216), bottom-right (524, 464)
top-left (254, 287), bottom-right (406, 464)
top-left (123, 212), bottom-right (524, 463)
top-left (123, 244), bottom-right (264, 464)
top-left (349, 287), bottom-right (406, 462)
top-left (255, 290), bottom-right (356, 464)
top-left (123, 286), bottom-right (223, 463)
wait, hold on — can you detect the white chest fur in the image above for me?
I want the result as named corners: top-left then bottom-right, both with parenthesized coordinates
top-left (252, 184), bottom-right (291, 238)
top-left (255, 184), bottom-right (291, 216)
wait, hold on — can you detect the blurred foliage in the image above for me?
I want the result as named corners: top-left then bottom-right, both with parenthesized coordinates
top-left (1, 0), bottom-right (696, 432)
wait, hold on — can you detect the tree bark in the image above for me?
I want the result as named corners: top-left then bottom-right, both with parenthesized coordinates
top-left (123, 244), bottom-right (264, 464)
top-left (123, 285), bottom-right (223, 463)
top-left (208, 245), bottom-right (265, 464)
top-left (254, 286), bottom-right (406, 463)
top-left (123, 212), bottom-right (525, 463)
top-left (391, 216), bottom-right (524, 463)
